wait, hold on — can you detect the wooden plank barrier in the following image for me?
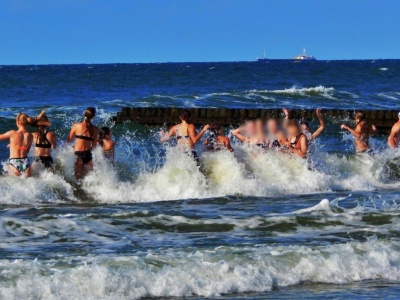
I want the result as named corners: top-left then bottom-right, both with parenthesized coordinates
top-left (113, 108), bottom-right (399, 128)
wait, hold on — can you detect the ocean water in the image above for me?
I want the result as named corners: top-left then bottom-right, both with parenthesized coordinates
top-left (0, 60), bottom-right (400, 299)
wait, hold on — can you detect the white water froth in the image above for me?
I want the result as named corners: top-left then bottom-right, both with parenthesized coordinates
top-left (1, 143), bottom-right (400, 204)
top-left (0, 239), bottom-right (399, 299)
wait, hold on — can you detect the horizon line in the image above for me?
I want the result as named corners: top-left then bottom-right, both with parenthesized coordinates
top-left (0, 58), bottom-right (399, 66)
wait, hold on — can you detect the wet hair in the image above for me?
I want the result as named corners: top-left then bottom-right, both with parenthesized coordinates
top-left (300, 120), bottom-right (310, 128)
top-left (99, 126), bottom-right (111, 147)
top-left (84, 107), bottom-right (96, 121)
top-left (355, 111), bottom-right (366, 122)
top-left (179, 110), bottom-right (191, 123)
top-left (16, 113), bottom-right (29, 126)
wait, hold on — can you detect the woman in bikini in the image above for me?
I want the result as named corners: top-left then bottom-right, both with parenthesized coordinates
top-left (67, 107), bottom-right (99, 179)
top-left (98, 126), bottom-right (115, 163)
top-left (31, 110), bottom-right (57, 170)
top-left (204, 123), bottom-right (234, 152)
top-left (0, 113), bottom-right (33, 177)
top-left (341, 111), bottom-right (377, 154)
top-left (160, 109), bottom-right (209, 164)
top-left (284, 120), bottom-right (308, 158)
top-left (232, 120), bottom-right (265, 146)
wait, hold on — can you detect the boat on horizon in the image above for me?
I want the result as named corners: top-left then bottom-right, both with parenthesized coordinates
top-left (294, 48), bottom-right (316, 61)
top-left (256, 49), bottom-right (268, 62)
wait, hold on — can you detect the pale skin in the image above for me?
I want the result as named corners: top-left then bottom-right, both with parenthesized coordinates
top-left (0, 120), bottom-right (33, 177)
top-left (341, 119), bottom-right (377, 153)
top-left (283, 108), bottom-right (325, 141)
top-left (266, 119), bottom-right (287, 147)
top-left (388, 119), bottom-right (400, 149)
top-left (302, 108), bottom-right (325, 141)
top-left (232, 121), bottom-right (263, 144)
top-left (67, 120), bottom-right (99, 179)
top-left (160, 118), bottom-right (209, 149)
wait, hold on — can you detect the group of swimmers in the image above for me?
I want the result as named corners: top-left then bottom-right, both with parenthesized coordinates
top-left (0, 107), bottom-right (114, 179)
top-left (2, 107), bottom-right (400, 179)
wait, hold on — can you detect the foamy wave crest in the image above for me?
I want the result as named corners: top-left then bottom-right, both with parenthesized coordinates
top-left (249, 85), bottom-right (337, 99)
top-left (0, 240), bottom-right (399, 299)
top-left (1, 143), bottom-right (400, 204)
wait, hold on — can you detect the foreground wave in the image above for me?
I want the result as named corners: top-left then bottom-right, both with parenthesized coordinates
top-left (1, 239), bottom-right (398, 299)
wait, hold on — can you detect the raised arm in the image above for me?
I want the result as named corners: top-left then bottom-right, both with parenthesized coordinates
top-left (232, 127), bottom-right (249, 143)
top-left (190, 124), bottom-right (209, 145)
top-left (311, 108), bottom-right (325, 140)
top-left (388, 123), bottom-right (400, 149)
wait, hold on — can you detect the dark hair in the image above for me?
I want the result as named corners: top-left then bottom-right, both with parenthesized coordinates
top-left (300, 120), bottom-right (310, 128)
top-left (99, 126), bottom-right (111, 147)
top-left (84, 107), bottom-right (96, 121)
top-left (355, 111), bottom-right (366, 122)
top-left (179, 110), bottom-right (191, 123)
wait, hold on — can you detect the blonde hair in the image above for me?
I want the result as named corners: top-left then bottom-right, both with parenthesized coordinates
top-left (16, 113), bottom-right (29, 126)
top-left (83, 107), bottom-right (96, 121)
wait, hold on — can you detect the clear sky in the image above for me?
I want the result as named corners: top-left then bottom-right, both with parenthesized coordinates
top-left (0, 0), bottom-right (399, 64)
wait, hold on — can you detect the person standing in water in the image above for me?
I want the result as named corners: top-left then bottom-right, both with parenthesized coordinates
top-left (388, 112), bottom-right (400, 148)
top-left (67, 107), bottom-right (99, 179)
top-left (283, 107), bottom-right (325, 142)
top-left (284, 120), bottom-right (308, 158)
top-left (232, 120), bottom-right (264, 145)
top-left (204, 123), bottom-right (234, 152)
top-left (160, 109), bottom-right (209, 164)
top-left (31, 111), bottom-right (57, 170)
top-left (98, 126), bottom-right (115, 163)
top-left (0, 113), bottom-right (33, 177)
top-left (341, 111), bottom-right (377, 154)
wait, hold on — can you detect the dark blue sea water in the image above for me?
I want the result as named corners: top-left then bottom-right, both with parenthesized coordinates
top-left (0, 60), bottom-right (400, 299)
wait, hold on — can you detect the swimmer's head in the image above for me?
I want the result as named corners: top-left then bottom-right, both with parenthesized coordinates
top-left (354, 111), bottom-right (366, 123)
top-left (16, 113), bottom-right (29, 127)
top-left (266, 118), bottom-right (279, 134)
top-left (83, 107), bottom-right (96, 121)
top-left (300, 120), bottom-right (309, 131)
top-left (286, 120), bottom-right (302, 137)
top-left (210, 123), bottom-right (222, 136)
top-left (398, 111), bottom-right (400, 119)
top-left (244, 120), bottom-right (256, 136)
top-left (179, 110), bottom-right (191, 123)
top-left (99, 126), bottom-right (111, 146)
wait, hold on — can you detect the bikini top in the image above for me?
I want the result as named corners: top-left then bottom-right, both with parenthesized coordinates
top-left (176, 125), bottom-right (190, 140)
top-left (76, 126), bottom-right (94, 142)
top-left (35, 130), bottom-right (52, 149)
top-left (291, 134), bottom-right (305, 150)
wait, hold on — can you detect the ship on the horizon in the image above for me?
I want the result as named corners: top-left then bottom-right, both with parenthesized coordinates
top-left (256, 49), bottom-right (268, 62)
top-left (294, 48), bottom-right (316, 61)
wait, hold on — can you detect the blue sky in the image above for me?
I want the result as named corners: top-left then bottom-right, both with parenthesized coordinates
top-left (0, 0), bottom-right (399, 64)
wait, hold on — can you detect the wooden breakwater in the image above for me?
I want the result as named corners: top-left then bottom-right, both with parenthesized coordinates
top-left (113, 108), bottom-right (399, 128)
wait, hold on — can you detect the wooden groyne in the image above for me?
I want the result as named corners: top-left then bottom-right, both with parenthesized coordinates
top-left (113, 108), bottom-right (399, 128)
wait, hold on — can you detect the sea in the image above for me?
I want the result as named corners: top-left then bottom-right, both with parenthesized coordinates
top-left (0, 60), bottom-right (400, 299)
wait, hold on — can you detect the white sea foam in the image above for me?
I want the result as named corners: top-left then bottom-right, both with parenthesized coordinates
top-left (0, 239), bottom-right (399, 299)
top-left (1, 141), bottom-right (400, 204)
